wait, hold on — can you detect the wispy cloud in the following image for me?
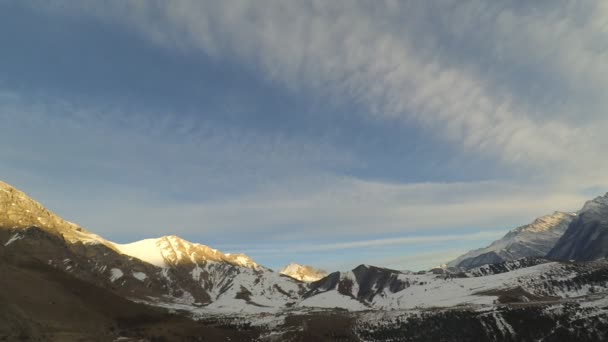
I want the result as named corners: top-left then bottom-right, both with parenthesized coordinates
top-left (3, 1), bottom-right (608, 270)
top-left (230, 230), bottom-right (507, 255)
top-left (35, 1), bottom-right (608, 183)
top-left (365, 249), bottom-right (473, 272)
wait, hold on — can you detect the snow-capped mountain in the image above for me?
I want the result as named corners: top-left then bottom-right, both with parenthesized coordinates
top-left (448, 211), bottom-right (576, 269)
top-left (548, 193), bottom-right (608, 261)
top-left (113, 236), bottom-right (259, 269)
top-left (279, 263), bottom-right (327, 282)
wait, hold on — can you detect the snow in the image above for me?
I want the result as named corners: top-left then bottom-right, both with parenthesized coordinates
top-left (110, 268), bottom-right (124, 282)
top-left (112, 235), bottom-right (260, 270)
top-left (280, 263), bottom-right (327, 282)
top-left (492, 312), bottom-right (516, 337)
top-left (190, 265), bottom-right (203, 282)
top-left (4, 233), bottom-right (23, 246)
top-left (299, 292), bottom-right (368, 310)
top-left (295, 262), bottom-right (564, 311)
top-left (202, 265), bottom-right (304, 313)
top-left (235, 255), bottom-right (252, 266)
top-left (112, 239), bottom-right (167, 267)
top-left (132, 272), bottom-right (147, 281)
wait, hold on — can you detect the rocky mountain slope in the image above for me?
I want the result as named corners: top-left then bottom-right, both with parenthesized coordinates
top-left (280, 263), bottom-right (327, 282)
top-left (548, 193), bottom-right (608, 261)
top-left (448, 211), bottom-right (576, 269)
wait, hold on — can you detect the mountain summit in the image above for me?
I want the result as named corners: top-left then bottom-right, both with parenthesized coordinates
top-left (279, 263), bottom-right (327, 282)
top-left (0, 181), bottom-right (109, 246)
top-left (112, 235), bottom-right (259, 269)
top-left (448, 211), bottom-right (576, 269)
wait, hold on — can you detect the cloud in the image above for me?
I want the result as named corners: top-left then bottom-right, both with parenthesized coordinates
top-left (3, 1), bottom-right (608, 270)
top-left (40, 174), bottom-right (585, 242)
top-left (365, 249), bottom-right (472, 272)
top-left (234, 230), bottom-right (507, 255)
top-left (32, 0), bottom-right (608, 183)
top-left (0, 91), bottom-right (589, 240)
top-left (0, 92), bottom-right (358, 197)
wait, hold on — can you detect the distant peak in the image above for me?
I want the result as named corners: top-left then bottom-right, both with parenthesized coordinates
top-left (280, 263), bottom-right (327, 282)
top-left (113, 235), bottom-right (259, 269)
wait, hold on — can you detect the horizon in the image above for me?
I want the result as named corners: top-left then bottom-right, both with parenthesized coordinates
top-left (2, 1), bottom-right (608, 271)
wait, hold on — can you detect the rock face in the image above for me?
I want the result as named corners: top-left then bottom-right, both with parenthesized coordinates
top-left (279, 263), bottom-right (327, 282)
top-left (448, 211), bottom-right (576, 269)
top-left (548, 193), bottom-right (608, 261)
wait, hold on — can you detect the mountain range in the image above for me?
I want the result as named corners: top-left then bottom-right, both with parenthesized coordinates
top-left (2, 180), bottom-right (608, 341)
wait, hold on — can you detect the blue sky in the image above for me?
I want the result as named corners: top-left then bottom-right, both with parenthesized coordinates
top-left (1, 1), bottom-right (607, 271)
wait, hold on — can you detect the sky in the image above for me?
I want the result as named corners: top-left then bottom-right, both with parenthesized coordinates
top-left (1, 1), bottom-right (607, 271)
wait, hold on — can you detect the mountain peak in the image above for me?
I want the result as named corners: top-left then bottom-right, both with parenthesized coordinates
top-left (515, 211), bottom-right (577, 234)
top-left (0, 180), bottom-right (107, 246)
top-left (1, 181), bottom-right (260, 270)
top-left (112, 235), bottom-right (259, 269)
top-left (580, 193), bottom-right (608, 216)
top-left (280, 263), bottom-right (327, 282)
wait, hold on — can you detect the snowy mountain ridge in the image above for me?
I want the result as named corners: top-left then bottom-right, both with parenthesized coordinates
top-left (113, 235), bottom-right (259, 270)
top-left (448, 211), bottom-right (576, 269)
top-left (279, 263), bottom-right (327, 282)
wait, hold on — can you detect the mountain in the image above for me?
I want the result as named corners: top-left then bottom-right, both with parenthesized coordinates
top-left (0, 181), bottom-right (305, 312)
top-left (3, 180), bottom-right (608, 340)
top-left (113, 236), bottom-right (259, 269)
top-left (448, 211), bottom-right (576, 269)
top-left (548, 193), bottom-right (608, 261)
top-left (0, 246), bottom-right (258, 341)
top-left (0, 181), bottom-right (110, 246)
top-left (280, 263), bottom-right (327, 282)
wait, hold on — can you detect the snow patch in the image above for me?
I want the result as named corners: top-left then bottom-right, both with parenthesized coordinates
top-left (132, 272), bottom-right (147, 281)
top-left (299, 292), bottom-right (368, 311)
top-left (4, 233), bottom-right (23, 246)
top-left (110, 268), bottom-right (124, 282)
top-left (112, 239), bottom-right (167, 267)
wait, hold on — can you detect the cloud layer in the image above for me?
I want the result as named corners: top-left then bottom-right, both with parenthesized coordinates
top-left (38, 0), bottom-right (608, 180)
top-left (2, 1), bottom-right (608, 269)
